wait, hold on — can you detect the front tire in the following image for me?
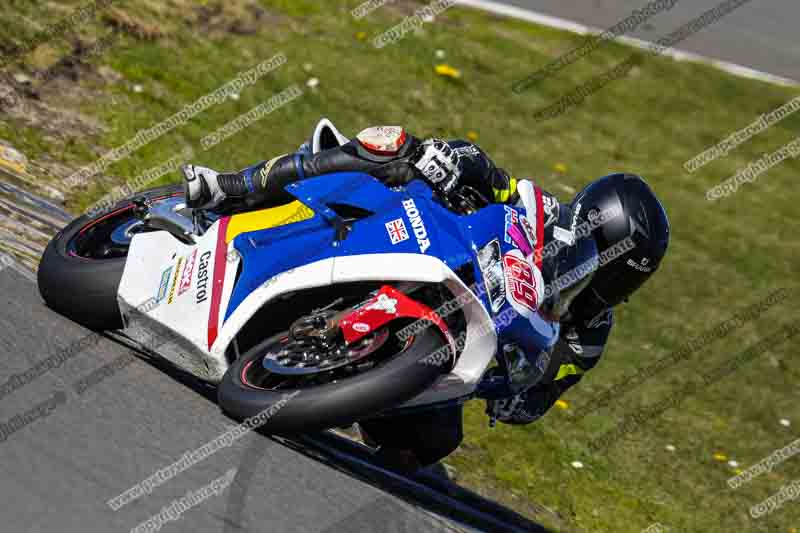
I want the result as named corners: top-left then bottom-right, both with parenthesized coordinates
top-left (37, 185), bottom-right (183, 330)
top-left (218, 327), bottom-right (449, 434)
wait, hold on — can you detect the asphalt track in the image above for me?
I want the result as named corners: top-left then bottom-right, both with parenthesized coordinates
top-left (494, 0), bottom-right (800, 82)
top-left (0, 267), bottom-right (469, 532)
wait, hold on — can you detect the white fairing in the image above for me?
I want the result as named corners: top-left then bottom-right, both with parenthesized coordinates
top-left (117, 222), bottom-right (237, 382)
top-left (214, 252), bottom-right (498, 405)
top-left (119, 226), bottom-right (497, 404)
top-left (338, 254), bottom-right (498, 405)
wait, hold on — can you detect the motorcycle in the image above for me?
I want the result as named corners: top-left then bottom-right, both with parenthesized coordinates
top-left (38, 167), bottom-right (560, 438)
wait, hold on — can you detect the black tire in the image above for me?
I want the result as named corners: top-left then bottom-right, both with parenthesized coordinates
top-left (37, 185), bottom-right (183, 331)
top-left (218, 327), bottom-right (449, 434)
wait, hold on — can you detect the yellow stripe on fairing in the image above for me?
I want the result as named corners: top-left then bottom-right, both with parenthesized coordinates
top-left (225, 201), bottom-right (314, 243)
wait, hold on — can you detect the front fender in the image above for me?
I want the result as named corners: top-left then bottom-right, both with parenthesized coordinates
top-left (213, 253), bottom-right (497, 399)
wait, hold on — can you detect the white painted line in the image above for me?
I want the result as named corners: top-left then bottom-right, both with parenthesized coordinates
top-left (456, 0), bottom-right (592, 34)
top-left (456, 0), bottom-right (800, 87)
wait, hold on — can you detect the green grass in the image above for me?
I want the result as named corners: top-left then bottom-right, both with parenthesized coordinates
top-left (1, 1), bottom-right (799, 531)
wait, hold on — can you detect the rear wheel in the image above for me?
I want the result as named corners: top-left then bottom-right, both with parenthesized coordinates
top-left (37, 185), bottom-right (184, 330)
top-left (218, 314), bottom-right (449, 434)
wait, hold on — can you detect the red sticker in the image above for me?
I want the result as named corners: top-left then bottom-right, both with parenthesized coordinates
top-left (178, 249), bottom-right (197, 296)
top-left (503, 253), bottom-right (538, 312)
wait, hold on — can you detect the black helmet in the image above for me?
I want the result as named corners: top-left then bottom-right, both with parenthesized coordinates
top-left (568, 173), bottom-right (670, 319)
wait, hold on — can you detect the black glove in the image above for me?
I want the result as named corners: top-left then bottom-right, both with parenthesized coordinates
top-left (412, 139), bottom-right (462, 197)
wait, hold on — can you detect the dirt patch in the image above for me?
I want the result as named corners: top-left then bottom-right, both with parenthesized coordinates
top-left (384, 0), bottom-right (428, 18)
top-left (0, 0), bottom-right (290, 207)
top-left (0, 69), bottom-right (109, 199)
top-left (382, 0), bottom-right (463, 29)
top-left (0, 75), bottom-right (105, 139)
top-left (193, 1), bottom-right (287, 38)
top-left (103, 6), bottom-right (166, 40)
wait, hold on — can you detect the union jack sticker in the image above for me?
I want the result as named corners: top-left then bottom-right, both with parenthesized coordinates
top-left (385, 218), bottom-right (409, 245)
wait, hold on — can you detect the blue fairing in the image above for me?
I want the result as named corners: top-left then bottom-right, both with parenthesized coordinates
top-left (224, 172), bottom-right (559, 360)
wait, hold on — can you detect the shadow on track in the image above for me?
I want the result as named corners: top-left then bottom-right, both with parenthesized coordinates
top-left (114, 335), bottom-right (549, 533)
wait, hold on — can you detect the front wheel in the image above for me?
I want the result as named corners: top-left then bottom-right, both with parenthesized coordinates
top-left (217, 324), bottom-right (449, 434)
top-left (37, 185), bottom-right (184, 330)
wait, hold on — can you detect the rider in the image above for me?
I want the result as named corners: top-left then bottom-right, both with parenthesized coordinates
top-left (183, 121), bottom-right (517, 212)
top-left (183, 119), bottom-right (670, 466)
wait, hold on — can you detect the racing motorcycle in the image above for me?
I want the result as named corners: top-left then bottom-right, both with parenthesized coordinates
top-left (37, 165), bottom-right (560, 435)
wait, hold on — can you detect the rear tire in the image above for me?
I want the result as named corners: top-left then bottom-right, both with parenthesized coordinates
top-left (218, 327), bottom-right (449, 434)
top-left (37, 185), bottom-right (183, 331)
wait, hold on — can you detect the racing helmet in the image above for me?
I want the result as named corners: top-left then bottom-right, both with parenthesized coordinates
top-left (567, 173), bottom-right (670, 319)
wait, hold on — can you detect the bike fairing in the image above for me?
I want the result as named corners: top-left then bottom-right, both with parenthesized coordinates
top-left (229, 174), bottom-right (557, 358)
top-left (117, 172), bottom-right (562, 407)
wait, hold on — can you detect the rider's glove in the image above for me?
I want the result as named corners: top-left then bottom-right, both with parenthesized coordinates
top-left (413, 139), bottom-right (462, 197)
top-left (183, 164), bottom-right (253, 209)
top-left (183, 165), bottom-right (225, 209)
